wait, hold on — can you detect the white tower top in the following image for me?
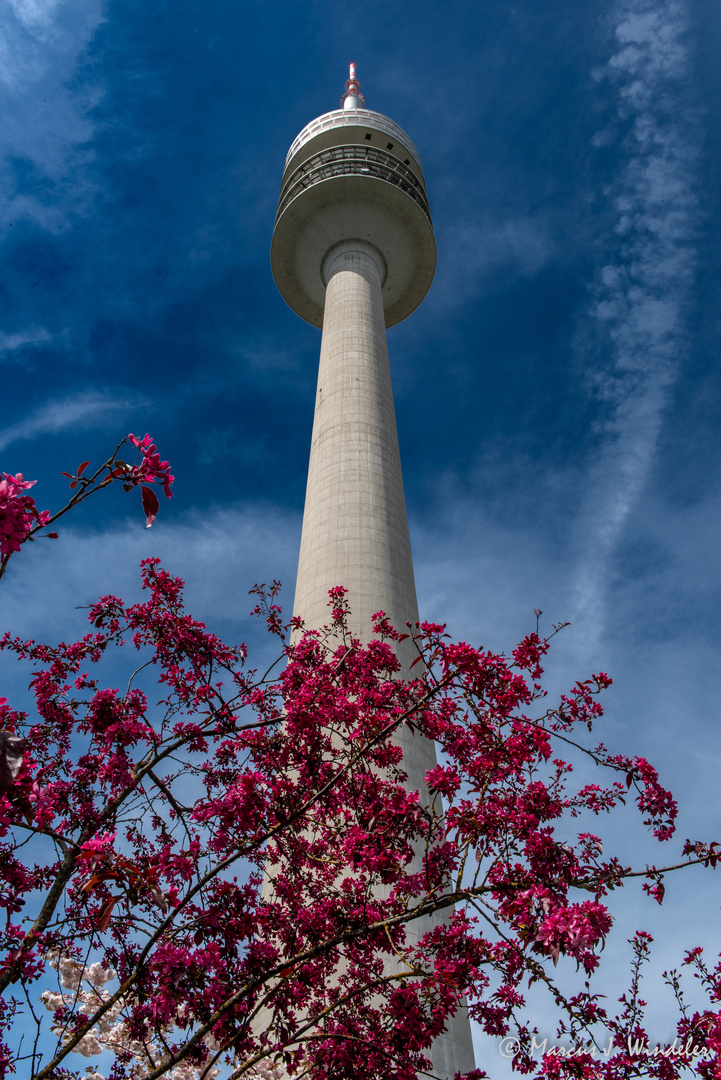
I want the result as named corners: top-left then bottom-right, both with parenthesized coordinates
top-left (270, 67), bottom-right (435, 329)
top-left (341, 61), bottom-right (366, 109)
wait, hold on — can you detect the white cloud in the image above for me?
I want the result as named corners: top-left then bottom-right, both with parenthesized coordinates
top-left (7, 0), bottom-right (62, 27)
top-left (571, 0), bottom-right (700, 657)
top-left (433, 216), bottom-right (555, 311)
top-left (0, 504), bottom-right (302, 661)
top-left (0, 0), bottom-right (105, 227)
top-left (0, 327), bottom-right (53, 354)
top-left (0, 0), bottom-right (103, 88)
top-left (0, 390), bottom-right (144, 453)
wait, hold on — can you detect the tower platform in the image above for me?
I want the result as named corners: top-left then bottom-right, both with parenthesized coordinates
top-left (271, 106), bottom-right (436, 328)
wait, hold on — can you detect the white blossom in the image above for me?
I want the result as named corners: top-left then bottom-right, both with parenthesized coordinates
top-left (41, 953), bottom-right (221, 1078)
top-left (247, 1063), bottom-right (290, 1080)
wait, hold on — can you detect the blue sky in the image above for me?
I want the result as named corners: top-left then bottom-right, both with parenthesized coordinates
top-left (2, 0), bottom-right (720, 1071)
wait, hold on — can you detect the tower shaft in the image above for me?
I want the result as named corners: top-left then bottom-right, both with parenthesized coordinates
top-left (294, 244), bottom-right (418, 657)
top-left (270, 66), bottom-right (477, 1078)
top-left (291, 241), bottom-right (477, 1080)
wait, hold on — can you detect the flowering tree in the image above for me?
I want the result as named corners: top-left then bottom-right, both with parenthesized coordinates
top-left (1, 442), bottom-right (720, 1080)
top-left (0, 432), bottom-right (174, 581)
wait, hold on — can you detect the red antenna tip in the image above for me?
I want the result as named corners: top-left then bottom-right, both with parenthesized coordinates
top-left (341, 61), bottom-right (366, 109)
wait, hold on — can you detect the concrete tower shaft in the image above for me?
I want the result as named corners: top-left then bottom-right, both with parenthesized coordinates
top-left (270, 69), bottom-right (476, 1078)
top-left (291, 243), bottom-right (420, 663)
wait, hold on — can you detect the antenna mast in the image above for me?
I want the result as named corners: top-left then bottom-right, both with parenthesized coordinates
top-left (341, 61), bottom-right (366, 109)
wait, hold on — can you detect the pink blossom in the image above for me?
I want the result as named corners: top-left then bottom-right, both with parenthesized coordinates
top-left (0, 472), bottom-right (50, 559)
top-left (127, 432), bottom-right (175, 498)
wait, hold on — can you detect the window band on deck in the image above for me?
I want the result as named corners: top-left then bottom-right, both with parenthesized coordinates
top-left (275, 145), bottom-right (432, 225)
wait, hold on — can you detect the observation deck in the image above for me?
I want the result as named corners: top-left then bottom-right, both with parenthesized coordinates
top-left (271, 106), bottom-right (436, 328)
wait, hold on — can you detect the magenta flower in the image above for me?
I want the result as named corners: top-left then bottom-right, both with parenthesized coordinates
top-left (127, 433), bottom-right (175, 499)
top-left (0, 472), bottom-right (50, 560)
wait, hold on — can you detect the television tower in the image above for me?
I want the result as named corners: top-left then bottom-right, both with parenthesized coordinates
top-left (270, 65), bottom-right (476, 1077)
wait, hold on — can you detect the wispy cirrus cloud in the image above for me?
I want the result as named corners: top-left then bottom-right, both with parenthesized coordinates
top-left (0, 390), bottom-right (143, 454)
top-left (572, 0), bottom-right (701, 655)
top-left (0, 327), bottom-right (53, 355)
top-left (0, 0), bottom-right (105, 228)
top-left (434, 216), bottom-right (555, 312)
top-left (6, 0), bottom-right (62, 29)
